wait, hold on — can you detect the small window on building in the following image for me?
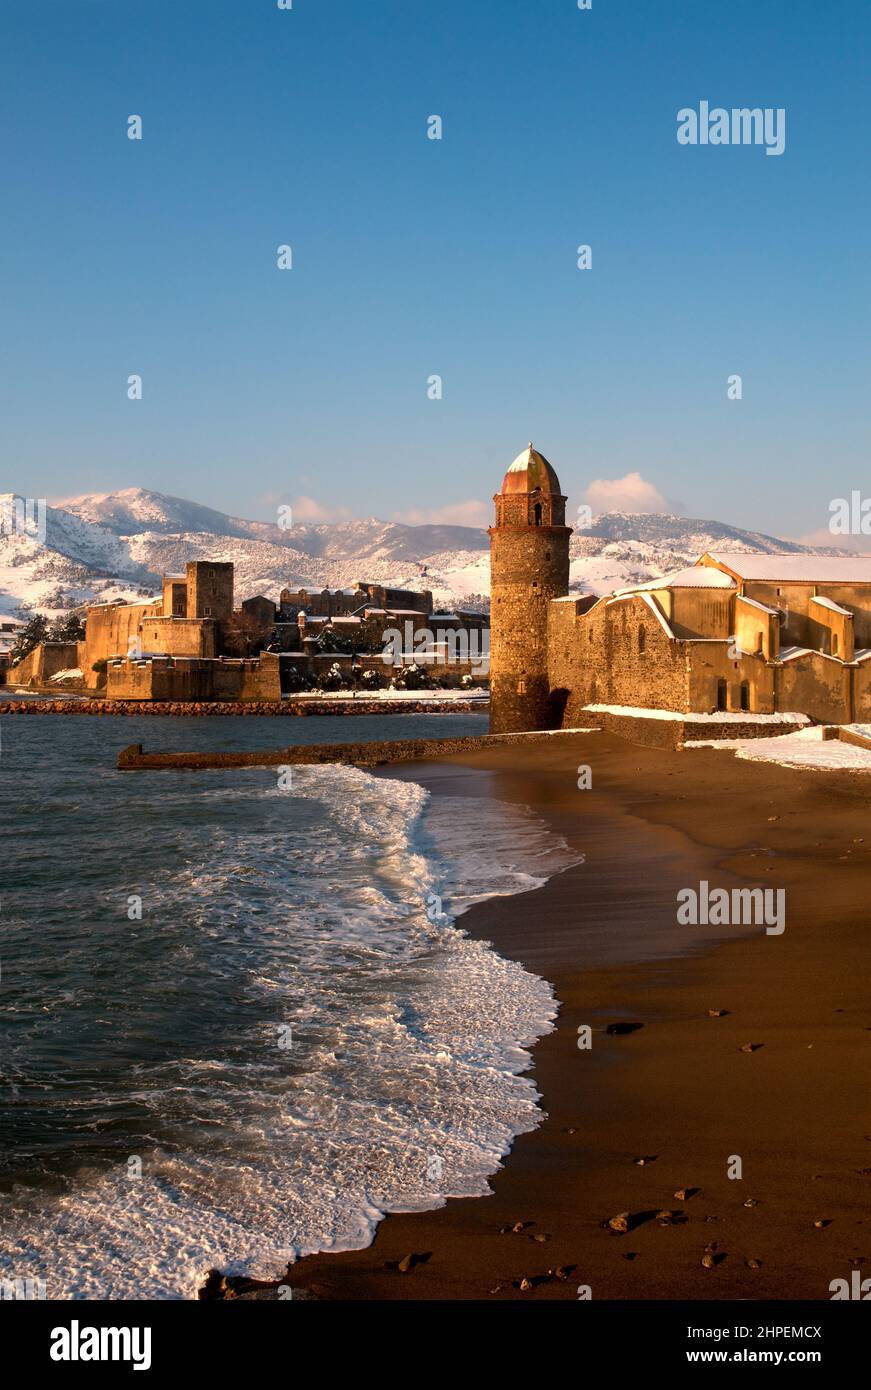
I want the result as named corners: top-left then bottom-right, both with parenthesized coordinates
top-left (204, 606), bottom-right (212, 617)
top-left (757, 630), bottom-right (764, 654)
top-left (716, 678), bottom-right (728, 711)
top-left (740, 681), bottom-right (750, 712)
top-left (833, 632), bottom-right (839, 656)
top-left (638, 623), bottom-right (646, 654)
top-left (517, 677), bottom-right (526, 694)
top-left (534, 503), bottom-right (542, 526)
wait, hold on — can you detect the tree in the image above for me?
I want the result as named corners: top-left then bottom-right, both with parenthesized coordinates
top-left (10, 614), bottom-right (49, 664)
top-left (222, 609), bottom-right (267, 657)
top-left (49, 611), bottom-right (86, 642)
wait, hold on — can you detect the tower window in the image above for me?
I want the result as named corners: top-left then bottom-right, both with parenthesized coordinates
top-left (517, 678), bottom-right (526, 694)
top-left (638, 623), bottom-right (646, 654)
top-left (534, 503), bottom-right (542, 525)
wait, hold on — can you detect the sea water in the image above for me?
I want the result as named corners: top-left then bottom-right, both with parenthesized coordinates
top-left (0, 713), bottom-right (578, 1298)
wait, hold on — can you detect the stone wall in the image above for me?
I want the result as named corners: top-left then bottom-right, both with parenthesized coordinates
top-left (137, 617), bottom-right (217, 658)
top-left (82, 601), bottom-right (161, 674)
top-left (106, 652), bottom-right (284, 702)
top-left (9, 641), bottom-right (80, 686)
top-left (685, 644), bottom-right (777, 715)
top-left (775, 654), bottom-right (851, 724)
top-left (0, 696), bottom-right (489, 717)
top-left (549, 594), bottom-right (689, 720)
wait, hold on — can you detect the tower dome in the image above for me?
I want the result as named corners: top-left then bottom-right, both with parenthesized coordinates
top-left (500, 444), bottom-right (562, 497)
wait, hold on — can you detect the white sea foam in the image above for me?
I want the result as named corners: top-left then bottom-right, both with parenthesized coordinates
top-left (0, 765), bottom-right (579, 1299)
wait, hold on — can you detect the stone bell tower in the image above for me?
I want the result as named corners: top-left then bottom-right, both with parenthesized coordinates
top-left (489, 444), bottom-right (572, 733)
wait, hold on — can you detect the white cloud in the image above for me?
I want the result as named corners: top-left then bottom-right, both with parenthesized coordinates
top-left (583, 471), bottom-right (669, 515)
top-left (795, 526), bottom-right (869, 553)
top-left (393, 499), bottom-right (489, 527)
top-left (291, 495), bottom-right (354, 523)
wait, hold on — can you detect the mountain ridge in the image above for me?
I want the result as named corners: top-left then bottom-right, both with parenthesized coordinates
top-left (0, 486), bottom-right (849, 619)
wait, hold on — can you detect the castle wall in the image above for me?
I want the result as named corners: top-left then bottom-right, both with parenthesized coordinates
top-left (83, 601), bottom-right (161, 674)
top-left (138, 617), bottom-right (217, 658)
top-left (10, 641), bottom-right (80, 686)
top-left (106, 652), bottom-right (283, 702)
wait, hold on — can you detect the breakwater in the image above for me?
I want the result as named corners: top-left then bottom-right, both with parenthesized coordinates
top-left (0, 697), bottom-right (487, 718)
top-left (117, 727), bottom-right (596, 770)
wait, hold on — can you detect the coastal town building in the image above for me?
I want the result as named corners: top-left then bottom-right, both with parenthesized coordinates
top-left (490, 445), bottom-right (871, 731)
top-left (279, 583), bottom-right (433, 620)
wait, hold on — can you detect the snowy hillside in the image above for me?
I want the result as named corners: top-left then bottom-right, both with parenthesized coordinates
top-left (0, 487), bottom-right (841, 619)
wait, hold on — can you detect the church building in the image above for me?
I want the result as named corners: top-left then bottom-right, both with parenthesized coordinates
top-left (489, 445), bottom-right (871, 731)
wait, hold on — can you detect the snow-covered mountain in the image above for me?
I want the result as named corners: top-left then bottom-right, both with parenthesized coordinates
top-left (0, 487), bottom-right (842, 619)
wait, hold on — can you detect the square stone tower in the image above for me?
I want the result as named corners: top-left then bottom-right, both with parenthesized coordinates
top-left (185, 561), bottom-right (234, 622)
top-left (488, 444), bottom-right (572, 732)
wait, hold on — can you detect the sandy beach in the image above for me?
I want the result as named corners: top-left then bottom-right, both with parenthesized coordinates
top-left (235, 729), bottom-right (871, 1302)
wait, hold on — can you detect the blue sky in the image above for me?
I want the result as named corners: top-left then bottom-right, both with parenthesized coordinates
top-left (1, 0), bottom-right (868, 539)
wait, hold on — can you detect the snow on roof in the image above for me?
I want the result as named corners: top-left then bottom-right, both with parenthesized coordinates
top-left (705, 552), bottom-right (871, 582)
top-left (779, 645), bottom-right (811, 662)
top-left (606, 590), bottom-right (675, 638)
top-left (778, 645), bottom-right (844, 665)
top-left (854, 649), bottom-right (871, 664)
top-left (737, 594), bottom-right (779, 614)
top-left (617, 565), bottom-right (735, 593)
top-left (809, 594), bottom-right (853, 616)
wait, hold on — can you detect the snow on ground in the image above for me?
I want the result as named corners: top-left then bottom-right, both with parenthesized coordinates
top-left (49, 668), bottom-right (83, 682)
top-left (584, 703), bottom-right (810, 725)
top-left (687, 726), bottom-right (871, 771)
top-left (290, 688), bottom-right (489, 701)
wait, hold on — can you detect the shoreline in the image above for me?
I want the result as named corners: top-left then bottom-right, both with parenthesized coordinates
top-left (219, 730), bottom-right (871, 1300)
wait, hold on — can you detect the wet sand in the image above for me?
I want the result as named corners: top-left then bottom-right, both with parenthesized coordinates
top-left (245, 731), bottom-right (871, 1301)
